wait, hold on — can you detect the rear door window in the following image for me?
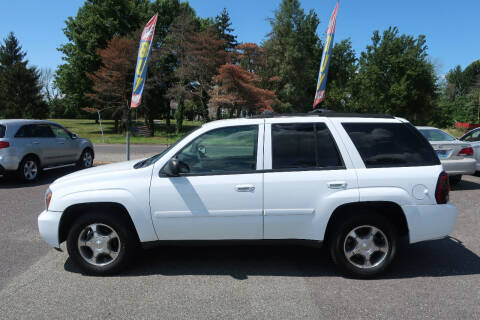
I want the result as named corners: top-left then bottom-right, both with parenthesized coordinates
top-left (342, 122), bottom-right (440, 168)
top-left (271, 123), bottom-right (344, 170)
top-left (15, 125), bottom-right (35, 138)
top-left (32, 124), bottom-right (55, 138)
top-left (0, 125), bottom-right (5, 138)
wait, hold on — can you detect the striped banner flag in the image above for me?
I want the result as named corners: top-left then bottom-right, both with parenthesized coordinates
top-left (130, 13), bottom-right (158, 109)
top-left (313, 2), bottom-right (339, 108)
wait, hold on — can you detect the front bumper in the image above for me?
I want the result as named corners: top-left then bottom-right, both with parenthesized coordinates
top-left (441, 158), bottom-right (476, 176)
top-left (402, 203), bottom-right (457, 244)
top-left (38, 210), bottom-right (62, 248)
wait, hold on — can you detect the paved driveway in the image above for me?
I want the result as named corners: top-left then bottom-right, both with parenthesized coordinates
top-left (0, 172), bottom-right (479, 319)
top-left (94, 144), bottom-right (167, 163)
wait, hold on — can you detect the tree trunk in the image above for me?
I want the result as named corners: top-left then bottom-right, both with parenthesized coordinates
top-left (175, 95), bottom-right (185, 134)
top-left (165, 99), bottom-right (171, 128)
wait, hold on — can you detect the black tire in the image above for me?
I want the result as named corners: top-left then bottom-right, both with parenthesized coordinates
top-left (18, 156), bottom-right (40, 182)
top-left (66, 211), bottom-right (137, 276)
top-left (449, 175), bottom-right (462, 186)
top-left (329, 212), bottom-right (397, 278)
top-left (77, 148), bottom-right (94, 169)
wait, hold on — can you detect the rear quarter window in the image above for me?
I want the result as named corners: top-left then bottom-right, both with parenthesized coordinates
top-left (342, 122), bottom-right (440, 168)
top-left (0, 125), bottom-right (5, 138)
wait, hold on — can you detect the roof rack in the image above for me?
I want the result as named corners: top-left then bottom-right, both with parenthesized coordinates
top-left (250, 109), bottom-right (394, 119)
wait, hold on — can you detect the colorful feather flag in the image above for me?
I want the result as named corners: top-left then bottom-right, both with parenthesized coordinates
top-left (130, 14), bottom-right (158, 109)
top-left (313, 2), bottom-right (339, 108)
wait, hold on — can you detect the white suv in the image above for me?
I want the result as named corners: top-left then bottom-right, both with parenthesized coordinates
top-left (38, 113), bottom-right (456, 278)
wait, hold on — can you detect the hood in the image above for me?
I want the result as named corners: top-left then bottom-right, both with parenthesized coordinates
top-left (51, 159), bottom-right (146, 189)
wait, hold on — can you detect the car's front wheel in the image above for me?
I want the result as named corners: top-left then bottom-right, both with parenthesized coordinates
top-left (77, 149), bottom-right (94, 169)
top-left (329, 213), bottom-right (397, 278)
top-left (66, 212), bottom-right (137, 276)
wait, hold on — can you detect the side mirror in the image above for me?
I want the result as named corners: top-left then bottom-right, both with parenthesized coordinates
top-left (71, 133), bottom-right (78, 139)
top-left (198, 144), bottom-right (207, 156)
top-left (163, 158), bottom-right (180, 177)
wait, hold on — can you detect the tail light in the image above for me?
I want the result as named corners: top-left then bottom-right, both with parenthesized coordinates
top-left (458, 147), bottom-right (474, 156)
top-left (0, 141), bottom-right (9, 149)
top-left (435, 171), bottom-right (450, 204)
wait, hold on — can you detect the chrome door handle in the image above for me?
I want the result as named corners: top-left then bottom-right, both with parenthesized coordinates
top-left (328, 181), bottom-right (347, 189)
top-left (32, 140), bottom-right (40, 144)
top-left (235, 184), bottom-right (255, 192)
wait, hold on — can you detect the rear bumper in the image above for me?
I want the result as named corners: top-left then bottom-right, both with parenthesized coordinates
top-left (441, 158), bottom-right (476, 176)
top-left (38, 210), bottom-right (62, 248)
top-left (0, 153), bottom-right (21, 171)
top-left (402, 203), bottom-right (457, 244)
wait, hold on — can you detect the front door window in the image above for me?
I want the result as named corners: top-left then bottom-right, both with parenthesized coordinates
top-left (176, 125), bottom-right (258, 175)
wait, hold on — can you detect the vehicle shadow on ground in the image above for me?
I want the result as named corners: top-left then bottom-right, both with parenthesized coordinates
top-left (451, 177), bottom-right (480, 191)
top-left (0, 167), bottom-right (77, 189)
top-left (64, 236), bottom-right (480, 280)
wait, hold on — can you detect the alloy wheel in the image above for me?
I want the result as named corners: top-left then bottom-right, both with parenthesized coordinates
top-left (343, 225), bottom-right (389, 269)
top-left (23, 160), bottom-right (38, 181)
top-left (77, 223), bottom-right (121, 267)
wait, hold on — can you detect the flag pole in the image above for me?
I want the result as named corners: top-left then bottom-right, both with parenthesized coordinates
top-left (313, 1), bottom-right (339, 109)
top-left (129, 13), bottom-right (158, 161)
top-left (126, 100), bottom-right (131, 160)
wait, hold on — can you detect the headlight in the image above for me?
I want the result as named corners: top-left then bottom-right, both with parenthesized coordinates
top-left (45, 189), bottom-right (52, 210)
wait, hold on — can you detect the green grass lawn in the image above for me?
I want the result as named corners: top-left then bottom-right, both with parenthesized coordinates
top-left (443, 127), bottom-right (466, 138)
top-left (51, 119), bottom-right (202, 145)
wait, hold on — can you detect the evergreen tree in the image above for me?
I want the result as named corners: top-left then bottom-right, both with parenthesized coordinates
top-left (263, 0), bottom-right (321, 112)
top-left (214, 8), bottom-right (237, 51)
top-left (0, 32), bottom-right (47, 119)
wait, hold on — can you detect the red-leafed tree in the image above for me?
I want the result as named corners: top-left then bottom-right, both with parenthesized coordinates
top-left (86, 36), bottom-right (137, 133)
top-left (185, 26), bottom-right (227, 120)
top-left (209, 64), bottom-right (278, 117)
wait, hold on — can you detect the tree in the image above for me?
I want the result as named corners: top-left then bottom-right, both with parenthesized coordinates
top-left (322, 39), bottom-right (357, 111)
top-left (184, 27), bottom-right (227, 120)
top-left (56, 0), bottom-right (151, 115)
top-left (263, 0), bottom-right (321, 112)
top-left (215, 8), bottom-right (237, 51)
top-left (355, 27), bottom-right (437, 122)
top-left (0, 32), bottom-right (47, 119)
top-left (86, 36), bottom-right (137, 133)
top-left (446, 60), bottom-right (480, 99)
top-left (209, 64), bottom-right (278, 117)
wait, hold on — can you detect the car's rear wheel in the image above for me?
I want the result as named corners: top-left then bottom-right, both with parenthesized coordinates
top-left (18, 156), bottom-right (40, 182)
top-left (449, 175), bottom-right (462, 186)
top-left (66, 211), bottom-right (137, 276)
top-left (77, 149), bottom-right (93, 169)
top-left (329, 213), bottom-right (397, 278)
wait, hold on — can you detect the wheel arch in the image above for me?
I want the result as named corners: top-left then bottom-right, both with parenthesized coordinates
top-left (58, 202), bottom-right (140, 245)
top-left (324, 201), bottom-right (409, 244)
top-left (20, 153), bottom-right (42, 169)
top-left (81, 146), bottom-right (95, 160)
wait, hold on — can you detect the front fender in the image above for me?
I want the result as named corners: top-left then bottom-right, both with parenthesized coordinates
top-left (50, 189), bottom-right (157, 242)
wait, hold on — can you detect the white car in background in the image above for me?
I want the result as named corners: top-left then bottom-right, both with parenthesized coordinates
top-left (417, 126), bottom-right (476, 185)
top-left (459, 127), bottom-right (480, 174)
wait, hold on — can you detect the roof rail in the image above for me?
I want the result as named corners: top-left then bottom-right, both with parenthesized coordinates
top-left (250, 109), bottom-right (394, 119)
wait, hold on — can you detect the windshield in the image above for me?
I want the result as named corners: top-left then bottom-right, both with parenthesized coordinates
top-left (0, 125), bottom-right (5, 138)
top-left (133, 127), bottom-right (201, 169)
top-left (419, 129), bottom-right (456, 142)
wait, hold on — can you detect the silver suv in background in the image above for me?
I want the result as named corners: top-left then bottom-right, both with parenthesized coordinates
top-left (0, 120), bottom-right (94, 181)
top-left (417, 126), bottom-right (476, 185)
